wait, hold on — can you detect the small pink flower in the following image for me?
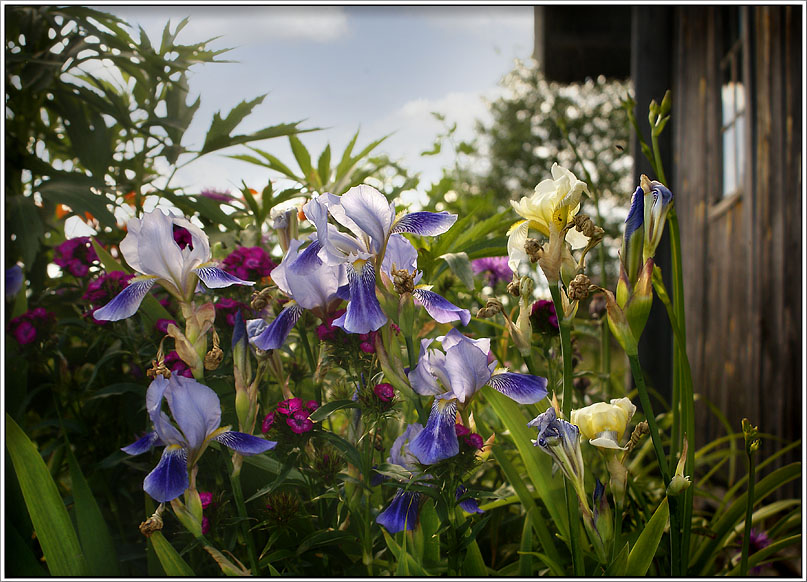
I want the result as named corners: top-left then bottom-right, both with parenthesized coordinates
top-left (201, 516), bottom-right (210, 535)
top-left (278, 398), bottom-right (303, 415)
top-left (199, 491), bottom-right (213, 509)
top-left (155, 318), bottom-right (177, 334)
top-left (13, 321), bottom-right (37, 344)
top-left (359, 341), bottom-right (375, 354)
top-left (305, 400), bottom-right (319, 412)
top-left (464, 433), bottom-right (484, 450)
top-left (287, 410), bottom-right (314, 434)
top-left (373, 383), bottom-right (395, 403)
top-left (454, 424), bottom-right (471, 437)
top-left (261, 412), bottom-right (276, 433)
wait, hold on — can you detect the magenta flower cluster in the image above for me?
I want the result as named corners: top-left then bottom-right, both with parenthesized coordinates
top-left (262, 397), bottom-right (319, 435)
top-left (164, 351), bottom-right (193, 378)
top-left (8, 307), bottom-right (55, 345)
top-left (222, 246), bottom-right (276, 282)
top-left (82, 271), bottom-right (134, 323)
top-left (54, 237), bottom-right (98, 277)
top-left (199, 491), bottom-right (215, 535)
top-left (215, 297), bottom-right (249, 327)
top-left (454, 424), bottom-right (484, 450)
top-left (530, 299), bottom-right (559, 334)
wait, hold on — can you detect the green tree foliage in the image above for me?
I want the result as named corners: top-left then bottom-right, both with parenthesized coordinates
top-left (4, 6), bottom-right (309, 289)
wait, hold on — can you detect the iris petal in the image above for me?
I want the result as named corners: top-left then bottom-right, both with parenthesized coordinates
top-left (443, 338), bottom-right (493, 403)
top-left (121, 431), bottom-right (163, 455)
top-left (213, 431), bottom-right (277, 455)
top-left (376, 490), bottom-right (421, 533)
top-left (339, 185), bottom-right (395, 253)
top-left (143, 446), bottom-right (189, 502)
top-left (195, 265), bottom-right (253, 288)
top-left (92, 277), bottom-right (156, 321)
top-left (409, 398), bottom-right (459, 464)
top-left (145, 377), bottom-right (185, 446)
top-left (413, 288), bottom-right (470, 326)
top-left (163, 376), bottom-right (222, 453)
top-left (456, 485), bottom-right (484, 514)
top-left (487, 371), bottom-right (548, 404)
top-left (252, 304), bottom-right (303, 350)
top-left (391, 211), bottom-right (457, 236)
top-left (333, 261), bottom-right (387, 334)
top-left (624, 186), bottom-right (645, 245)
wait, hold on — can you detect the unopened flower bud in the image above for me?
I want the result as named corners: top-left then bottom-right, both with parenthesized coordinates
top-left (625, 421), bottom-right (649, 454)
top-left (667, 436), bottom-right (691, 496)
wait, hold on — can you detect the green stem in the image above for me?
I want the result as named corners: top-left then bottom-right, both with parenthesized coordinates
top-left (627, 354), bottom-right (670, 484)
top-left (650, 131), bottom-right (668, 186)
top-left (548, 283), bottom-right (584, 575)
top-left (404, 334), bottom-right (418, 371)
top-left (739, 450), bottom-right (757, 576)
top-left (600, 318), bottom-right (611, 396)
top-left (229, 465), bottom-right (260, 576)
top-left (298, 324), bottom-right (320, 404)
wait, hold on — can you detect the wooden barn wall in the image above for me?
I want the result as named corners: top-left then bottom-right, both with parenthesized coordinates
top-left (671, 5), bottom-right (802, 480)
top-left (751, 5), bottom-right (802, 468)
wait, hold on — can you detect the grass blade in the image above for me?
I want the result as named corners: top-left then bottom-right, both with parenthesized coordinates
top-left (149, 531), bottom-right (195, 576)
top-left (5, 414), bottom-right (86, 576)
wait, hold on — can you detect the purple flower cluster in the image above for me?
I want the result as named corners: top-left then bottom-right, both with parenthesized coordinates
top-left (222, 246), bottom-right (276, 283)
top-left (316, 309), bottom-right (346, 341)
top-left (471, 256), bottom-right (512, 287)
top-left (530, 299), bottom-right (559, 334)
top-left (82, 271), bottom-right (135, 323)
top-left (8, 307), bottom-right (55, 345)
top-left (373, 383), bottom-right (395, 403)
top-left (200, 188), bottom-right (236, 203)
top-left (54, 237), bottom-right (98, 277)
top-left (172, 225), bottom-right (193, 250)
top-left (262, 397), bottom-right (319, 436)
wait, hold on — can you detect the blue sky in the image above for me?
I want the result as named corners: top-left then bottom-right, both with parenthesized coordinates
top-left (99, 5), bottom-right (535, 199)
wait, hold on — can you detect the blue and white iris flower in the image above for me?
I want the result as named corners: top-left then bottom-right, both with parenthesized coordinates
top-left (382, 234), bottom-right (470, 325)
top-left (301, 185), bottom-right (457, 334)
top-left (407, 329), bottom-right (548, 464)
top-left (122, 375), bottom-right (276, 502)
top-left (94, 210), bottom-right (253, 321)
top-left (527, 407), bottom-right (586, 498)
top-left (250, 238), bottom-right (346, 350)
top-left (376, 423), bottom-right (426, 533)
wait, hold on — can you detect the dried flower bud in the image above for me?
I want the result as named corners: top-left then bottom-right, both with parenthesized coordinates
top-left (250, 287), bottom-right (274, 312)
top-left (204, 330), bottom-right (224, 370)
top-left (524, 238), bottom-right (543, 263)
top-left (573, 214), bottom-right (604, 239)
top-left (507, 277), bottom-right (521, 297)
top-left (138, 507), bottom-right (164, 537)
top-left (147, 359), bottom-right (171, 380)
top-left (392, 268), bottom-right (415, 295)
top-left (568, 274), bottom-right (592, 302)
top-left (625, 421), bottom-right (650, 454)
top-left (476, 298), bottom-right (503, 319)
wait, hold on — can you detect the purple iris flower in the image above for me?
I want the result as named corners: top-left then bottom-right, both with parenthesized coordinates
top-left (5, 265), bottom-right (24, 297)
top-left (407, 329), bottom-right (548, 464)
top-left (300, 185), bottom-right (457, 334)
top-left (249, 237), bottom-right (346, 350)
top-left (381, 234), bottom-right (470, 326)
top-left (93, 210), bottom-right (253, 321)
top-left (121, 375), bottom-right (276, 502)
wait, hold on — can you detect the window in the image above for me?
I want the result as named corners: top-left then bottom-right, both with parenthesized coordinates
top-left (719, 7), bottom-right (747, 199)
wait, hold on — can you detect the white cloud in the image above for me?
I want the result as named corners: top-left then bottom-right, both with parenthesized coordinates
top-left (422, 6), bottom-right (533, 34)
top-left (101, 6), bottom-right (349, 45)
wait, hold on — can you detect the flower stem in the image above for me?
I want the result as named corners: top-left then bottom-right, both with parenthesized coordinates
top-left (739, 447), bottom-right (757, 577)
top-left (228, 462), bottom-right (260, 576)
top-left (548, 283), bottom-right (584, 576)
top-left (627, 354), bottom-right (670, 484)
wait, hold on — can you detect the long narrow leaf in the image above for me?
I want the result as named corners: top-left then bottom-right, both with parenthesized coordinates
top-left (6, 414), bottom-right (86, 576)
top-left (65, 441), bottom-right (120, 575)
top-left (626, 497), bottom-right (668, 576)
top-left (149, 532), bottom-right (195, 576)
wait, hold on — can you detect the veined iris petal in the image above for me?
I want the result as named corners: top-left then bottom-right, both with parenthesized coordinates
top-left (213, 430), bottom-right (277, 455)
top-left (92, 277), bottom-right (156, 321)
top-left (121, 431), bottom-right (162, 455)
top-left (143, 445), bottom-right (188, 503)
top-left (391, 211), bottom-right (457, 236)
top-left (252, 304), bottom-right (304, 350)
top-left (333, 261), bottom-right (387, 334)
top-left (409, 398), bottom-right (460, 464)
top-left (376, 490), bottom-right (421, 533)
top-left (413, 288), bottom-right (470, 326)
top-left (195, 265), bottom-right (253, 289)
top-left (487, 371), bottom-right (548, 404)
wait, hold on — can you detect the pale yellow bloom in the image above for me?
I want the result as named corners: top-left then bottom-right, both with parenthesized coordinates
top-left (571, 397), bottom-right (636, 450)
top-left (507, 163), bottom-right (590, 271)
